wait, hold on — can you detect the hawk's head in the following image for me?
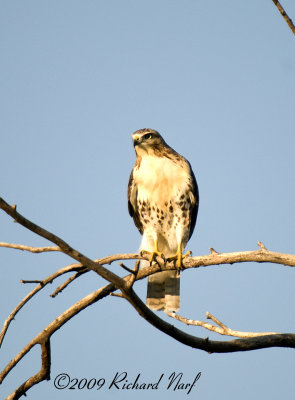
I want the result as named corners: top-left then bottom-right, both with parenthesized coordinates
top-left (132, 129), bottom-right (167, 156)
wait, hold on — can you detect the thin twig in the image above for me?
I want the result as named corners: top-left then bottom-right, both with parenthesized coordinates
top-left (0, 242), bottom-right (60, 253)
top-left (50, 270), bottom-right (87, 298)
top-left (257, 241), bottom-right (267, 251)
top-left (110, 292), bottom-right (125, 298)
top-left (272, 0), bottom-right (295, 34)
top-left (209, 247), bottom-right (219, 254)
top-left (119, 262), bottom-right (134, 274)
top-left (127, 260), bottom-right (140, 288)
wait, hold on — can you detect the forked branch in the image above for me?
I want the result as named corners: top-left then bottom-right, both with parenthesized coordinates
top-left (5, 340), bottom-right (51, 400)
top-left (168, 311), bottom-right (279, 338)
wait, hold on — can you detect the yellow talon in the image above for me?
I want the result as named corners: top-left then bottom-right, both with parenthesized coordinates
top-left (167, 243), bottom-right (191, 269)
top-left (141, 239), bottom-right (164, 263)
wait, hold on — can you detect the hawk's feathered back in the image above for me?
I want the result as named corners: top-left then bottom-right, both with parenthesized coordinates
top-left (128, 128), bottom-right (199, 312)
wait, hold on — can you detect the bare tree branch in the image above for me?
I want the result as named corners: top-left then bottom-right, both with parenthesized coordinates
top-left (272, 0), bottom-right (295, 34)
top-left (50, 269), bottom-right (88, 298)
top-left (114, 279), bottom-right (295, 354)
top-left (0, 198), bottom-right (128, 289)
top-left (0, 242), bottom-right (60, 253)
top-left (5, 340), bottom-right (51, 400)
top-left (0, 263), bottom-right (85, 347)
top-left (126, 260), bottom-right (140, 288)
top-left (0, 282), bottom-right (115, 392)
top-left (168, 311), bottom-right (279, 338)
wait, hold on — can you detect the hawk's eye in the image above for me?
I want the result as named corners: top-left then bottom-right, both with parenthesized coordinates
top-left (144, 133), bottom-right (153, 140)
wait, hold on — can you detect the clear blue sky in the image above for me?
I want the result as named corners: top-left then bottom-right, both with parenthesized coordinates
top-left (1, 1), bottom-right (295, 399)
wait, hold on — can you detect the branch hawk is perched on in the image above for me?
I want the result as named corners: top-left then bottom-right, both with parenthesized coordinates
top-left (128, 129), bottom-right (199, 312)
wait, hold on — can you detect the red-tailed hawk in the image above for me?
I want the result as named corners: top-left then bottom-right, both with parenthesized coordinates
top-left (128, 129), bottom-right (199, 312)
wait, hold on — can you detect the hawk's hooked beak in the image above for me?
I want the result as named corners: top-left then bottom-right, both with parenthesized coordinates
top-left (133, 135), bottom-right (141, 147)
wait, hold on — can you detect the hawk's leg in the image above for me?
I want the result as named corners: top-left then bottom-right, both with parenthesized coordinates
top-left (167, 242), bottom-right (191, 269)
top-left (141, 239), bottom-right (164, 263)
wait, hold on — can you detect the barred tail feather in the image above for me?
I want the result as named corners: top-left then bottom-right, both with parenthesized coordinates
top-left (146, 270), bottom-right (180, 312)
top-left (140, 234), bottom-right (180, 313)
